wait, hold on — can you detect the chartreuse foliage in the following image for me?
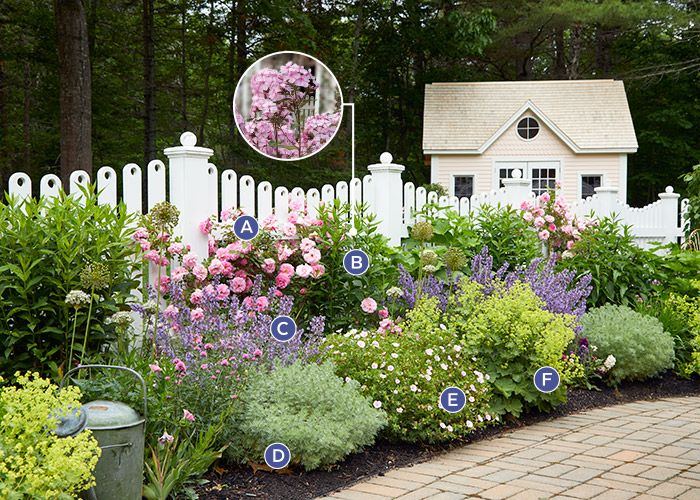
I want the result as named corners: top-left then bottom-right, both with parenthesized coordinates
top-left (451, 280), bottom-right (578, 417)
top-left (325, 297), bottom-right (494, 444)
top-left (581, 305), bottom-right (675, 386)
top-left (230, 361), bottom-right (386, 471)
top-left (0, 189), bottom-right (138, 379)
top-left (0, 373), bottom-right (101, 499)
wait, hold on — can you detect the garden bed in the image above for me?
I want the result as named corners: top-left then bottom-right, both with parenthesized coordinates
top-left (195, 372), bottom-right (700, 500)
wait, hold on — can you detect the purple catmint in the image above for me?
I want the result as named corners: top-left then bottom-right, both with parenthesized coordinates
top-left (395, 265), bottom-right (448, 311)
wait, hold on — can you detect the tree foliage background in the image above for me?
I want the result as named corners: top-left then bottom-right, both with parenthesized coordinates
top-left (0, 0), bottom-right (698, 206)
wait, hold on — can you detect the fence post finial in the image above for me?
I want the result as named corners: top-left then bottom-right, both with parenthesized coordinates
top-left (164, 131), bottom-right (215, 258)
top-left (368, 152), bottom-right (404, 245)
top-left (501, 168), bottom-right (532, 207)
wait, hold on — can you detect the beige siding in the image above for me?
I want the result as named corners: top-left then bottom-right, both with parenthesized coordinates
top-left (433, 113), bottom-right (625, 202)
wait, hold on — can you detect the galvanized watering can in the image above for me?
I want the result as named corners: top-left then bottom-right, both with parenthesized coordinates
top-left (61, 364), bottom-right (147, 500)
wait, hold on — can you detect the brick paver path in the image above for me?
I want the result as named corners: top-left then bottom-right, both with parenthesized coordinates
top-left (321, 396), bottom-right (700, 499)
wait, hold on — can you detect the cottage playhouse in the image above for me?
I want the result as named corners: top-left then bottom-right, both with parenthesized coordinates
top-left (422, 80), bottom-right (638, 203)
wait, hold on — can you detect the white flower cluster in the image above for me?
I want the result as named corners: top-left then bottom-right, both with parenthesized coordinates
top-left (65, 290), bottom-right (90, 306)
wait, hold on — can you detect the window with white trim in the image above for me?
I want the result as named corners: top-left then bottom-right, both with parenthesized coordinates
top-left (531, 167), bottom-right (557, 195)
top-left (498, 168), bottom-right (516, 188)
top-left (581, 175), bottom-right (602, 199)
top-left (454, 175), bottom-right (474, 199)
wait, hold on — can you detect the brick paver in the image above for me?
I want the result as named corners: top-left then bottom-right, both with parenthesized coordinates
top-left (324, 396), bottom-right (700, 499)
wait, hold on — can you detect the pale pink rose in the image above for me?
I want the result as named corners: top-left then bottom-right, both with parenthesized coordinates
top-left (535, 207), bottom-right (545, 217)
top-left (159, 276), bottom-right (170, 293)
top-left (220, 207), bottom-right (233, 221)
top-left (539, 192), bottom-right (551, 203)
top-left (289, 198), bottom-right (304, 212)
top-left (378, 308), bottom-right (389, 319)
top-left (303, 248), bottom-right (322, 265)
top-left (182, 409), bottom-right (195, 422)
top-left (280, 263), bottom-right (295, 275)
top-left (171, 266), bottom-right (188, 282)
top-left (144, 250), bottom-right (160, 263)
top-left (159, 256), bottom-right (169, 267)
top-left (538, 230), bottom-right (550, 241)
top-left (183, 252), bottom-right (198, 269)
top-left (261, 213), bottom-right (277, 230)
top-left (132, 228), bottom-right (149, 240)
top-left (192, 264), bottom-right (207, 281)
top-left (275, 273), bottom-right (291, 289)
top-left (190, 289), bottom-right (204, 304)
top-left (190, 308), bottom-right (204, 321)
top-left (140, 240), bottom-right (151, 252)
top-left (561, 225), bottom-right (573, 235)
top-left (199, 219), bottom-right (213, 235)
top-left (361, 297), bottom-right (377, 314)
top-left (523, 211), bottom-right (534, 222)
top-left (167, 242), bottom-right (184, 255)
top-left (287, 211), bottom-right (299, 224)
top-left (534, 217), bottom-right (545, 228)
top-left (311, 264), bottom-right (325, 278)
top-left (231, 277), bottom-right (246, 293)
top-left (296, 264), bottom-right (313, 278)
top-left (203, 284), bottom-right (215, 297)
top-left (157, 232), bottom-right (170, 243)
top-left (208, 238), bottom-right (216, 256)
top-left (216, 284), bottom-right (230, 300)
top-left (256, 296), bottom-right (269, 312)
top-left (262, 258), bottom-right (276, 274)
top-left (520, 201), bottom-right (531, 210)
top-left (208, 259), bottom-right (224, 275)
top-left (300, 238), bottom-right (316, 252)
top-left (164, 305), bottom-right (179, 319)
top-left (548, 223), bottom-right (556, 232)
top-left (243, 296), bottom-right (255, 308)
top-left (281, 222), bottom-right (297, 237)
top-left (277, 245), bottom-right (294, 262)
top-left (544, 215), bottom-right (555, 223)
top-left (216, 247), bottom-right (230, 261)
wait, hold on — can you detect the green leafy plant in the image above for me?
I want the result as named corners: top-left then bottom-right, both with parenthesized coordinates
top-left (474, 205), bottom-right (541, 269)
top-left (0, 372), bottom-right (101, 499)
top-left (559, 217), bottom-right (661, 307)
top-left (0, 189), bottom-right (139, 379)
top-left (451, 280), bottom-right (578, 417)
top-left (682, 164), bottom-right (700, 233)
top-left (581, 304), bottom-right (675, 386)
top-left (230, 361), bottom-right (387, 470)
top-left (325, 297), bottom-right (494, 444)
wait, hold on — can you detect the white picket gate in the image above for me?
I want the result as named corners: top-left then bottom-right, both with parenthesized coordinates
top-left (5, 131), bottom-right (690, 257)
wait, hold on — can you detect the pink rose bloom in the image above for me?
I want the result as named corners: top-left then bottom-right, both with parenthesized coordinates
top-left (171, 266), bottom-right (188, 282)
top-left (243, 296), bottom-right (255, 308)
top-left (522, 211), bottom-right (533, 222)
top-left (539, 192), bottom-right (551, 203)
top-left (361, 297), bottom-right (377, 314)
top-left (281, 222), bottom-right (297, 237)
top-left (208, 238), bottom-right (216, 256)
top-left (533, 216), bottom-right (545, 228)
top-left (173, 358), bottom-right (187, 372)
top-left (289, 198), bottom-right (304, 212)
top-left (190, 308), bottom-right (204, 321)
top-left (262, 258), bottom-right (276, 274)
top-left (311, 264), bottom-right (325, 278)
top-left (164, 305), bottom-right (179, 319)
top-left (190, 289), bottom-right (204, 304)
top-left (535, 207), bottom-right (545, 217)
top-left (157, 232), bottom-right (170, 243)
top-left (168, 242), bottom-right (184, 255)
top-left (208, 259), bottom-right (224, 275)
top-left (222, 261), bottom-right (233, 277)
top-left (280, 263), bottom-right (295, 275)
top-left (140, 240), bottom-right (151, 252)
top-left (544, 215), bottom-right (555, 223)
top-left (287, 211), bottom-right (299, 225)
top-left (183, 252), bottom-right (198, 269)
top-left (220, 207), bottom-right (233, 221)
top-left (144, 250), bottom-right (160, 263)
top-left (132, 228), bottom-right (149, 241)
top-left (299, 287), bottom-right (307, 295)
top-left (160, 256), bottom-right (169, 267)
top-left (261, 213), bottom-right (277, 230)
top-left (303, 248), bottom-right (322, 265)
top-left (561, 225), bottom-right (573, 235)
top-left (203, 284), bottom-right (216, 297)
top-left (216, 247), bottom-right (231, 261)
top-left (548, 223), bottom-right (556, 232)
top-left (566, 240), bottom-right (575, 250)
top-left (275, 273), bottom-right (291, 289)
top-left (256, 296), bottom-right (269, 312)
top-left (159, 275), bottom-right (170, 293)
top-left (183, 409), bottom-right (195, 422)
top-left (520, 201), bottom-right (532, 210)
top-left (296, 264), bottom-right (313, 278)
top-left (231, 277), bottom-right (246, 293)
top-left (253, 348), bottom-right (263, 357)
top-left (216, 284), bottom-right (230, 300)
top-left (274, 290), bottom-right (284, 297)
top-left (277, 245), bottom-right (294, 262)
top-left (199, 218), bottom-right (213, 235)
top-left (300, 238), bottom-right (316, 252)
top-left (378, 308), bottom-right (389, 319)
top-left (538, 230), bottom-right (550, 241)
top-left (149, 364), bottom-right (162, 373)
top-left (192, 264), bottom-right (207, 281)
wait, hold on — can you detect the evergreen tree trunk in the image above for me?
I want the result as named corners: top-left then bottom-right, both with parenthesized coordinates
top-left (553, 28), bottom-right (566, 79)
top-left (54, 0), bottom-right (93, 181)
top-left (143, 0), bottom-right (156, 166)
top-left (179, 0), bottom-right (188, 131)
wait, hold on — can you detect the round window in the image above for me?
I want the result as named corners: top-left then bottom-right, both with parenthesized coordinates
top-left (517, 117), bottom-right (539, 140)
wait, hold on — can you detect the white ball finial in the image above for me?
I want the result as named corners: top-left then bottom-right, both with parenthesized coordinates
top-left (180, 131), bottom-right (197, 147)
top-left (512, 169), bottom-right (522, 179)
top-left (380, 152), bottom-right (393, 164)
top-left (665, 186), bottom-right (674, 194)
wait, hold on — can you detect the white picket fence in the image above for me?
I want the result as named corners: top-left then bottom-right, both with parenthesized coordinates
top-left (5, 132), bottom-right (689, 258)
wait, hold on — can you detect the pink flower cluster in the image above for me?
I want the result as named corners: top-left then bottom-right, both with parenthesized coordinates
top-left (521, 191), bottom-right (597, 252)
top-left (237, 62), bottom-right (341, 158)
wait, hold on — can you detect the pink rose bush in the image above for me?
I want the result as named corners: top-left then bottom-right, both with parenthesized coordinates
top-left (520, 190), bottom-right (598, 254)
top-left (236, 62), bottom-right (341, 159)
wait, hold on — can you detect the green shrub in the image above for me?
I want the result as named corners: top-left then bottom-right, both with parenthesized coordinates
top-left (581, 305), bottom-right (675, 385)
top-left (0, 372), bottom-right (101, 499)
top-left (559, 217), bottom-right (661, 307)
top-left (230, 361), bottom-right (386, 470)
top-left (0, 190), bottom-right (138, 379)
top-left (682, 164), bottom-right (700, 233)
top-left (325, 297), bottom-right (494, 444)
top-left (452, 280), bottom-right (578, 417)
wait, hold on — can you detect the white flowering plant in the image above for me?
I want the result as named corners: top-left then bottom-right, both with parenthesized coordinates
top-left (323, 297), bottom-right (494, 443)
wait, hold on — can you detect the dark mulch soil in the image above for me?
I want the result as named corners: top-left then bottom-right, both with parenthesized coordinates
top-left (194, 373), bottom-right (700, 500)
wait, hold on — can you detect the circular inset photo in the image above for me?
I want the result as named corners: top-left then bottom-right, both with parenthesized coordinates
top-left (233, 51), bottom-right (343, 161)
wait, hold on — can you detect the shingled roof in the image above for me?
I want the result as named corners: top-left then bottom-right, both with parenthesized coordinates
top-left (423, 80), bottom-right (638, 153)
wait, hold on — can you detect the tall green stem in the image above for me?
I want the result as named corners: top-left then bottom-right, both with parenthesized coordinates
top-left (78, 288), bottom-right (95, 366)
top-left (67, 310), bottom-right (78, 369)
top-left (152, 261), bottom-right (162, 357)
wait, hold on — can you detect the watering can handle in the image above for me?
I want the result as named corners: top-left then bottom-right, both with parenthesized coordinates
top-left (60, 364), bottom-right (148, 422)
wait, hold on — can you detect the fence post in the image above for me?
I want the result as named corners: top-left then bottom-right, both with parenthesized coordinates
top-left (368, 152), bottom-right (404, 246)
top-left (164, 132), bottom-right (214, 258)
top-left (593, 186), bottom-right (620, 218)
top-left (658, 186), bottom-right (681, 244)
top-left (501, 168), bottom-right (531, 207)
